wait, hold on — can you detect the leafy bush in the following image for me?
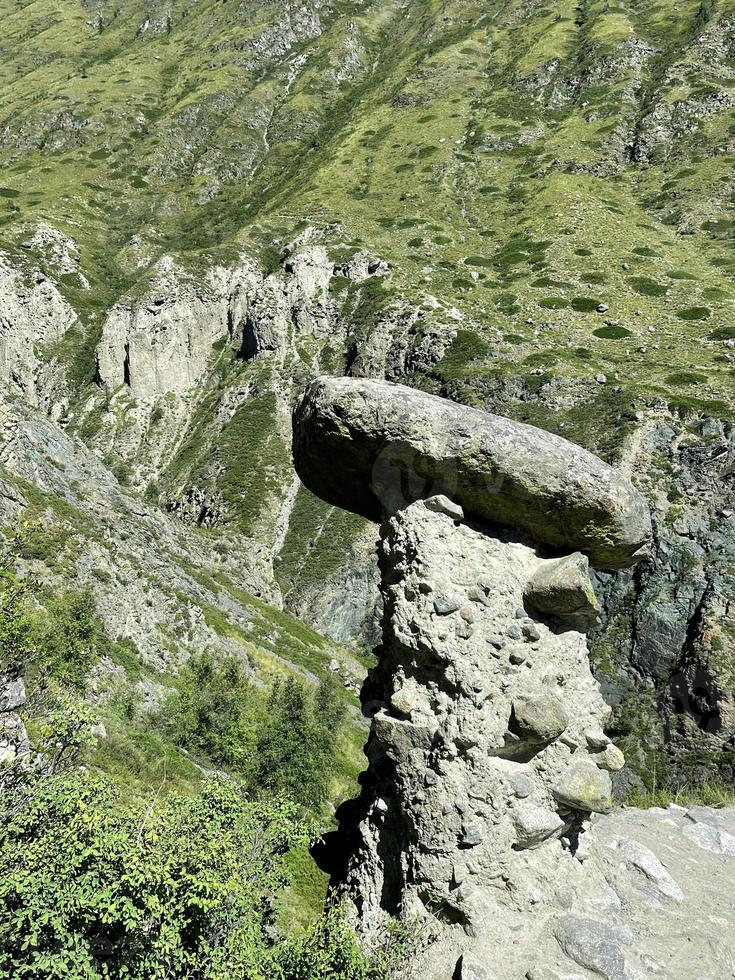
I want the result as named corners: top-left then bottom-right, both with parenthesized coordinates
top-left (162, 651), bottom-right (263, 773)
top-left (0, 551), bottom-right (35, 678)
top-left (0, 773), bottom-right (308, 979)
top-left (30, 590), bottom-right (106, 689)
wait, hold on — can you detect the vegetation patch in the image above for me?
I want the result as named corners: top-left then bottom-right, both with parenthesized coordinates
top-left (629, 277), bottom-right (666, 297)
top-left (676, 307), bottom-right (711, 321)
top-left (571, 296), bottom-right (602, 312)
top-left (593, 326), bottom-right (632, 339)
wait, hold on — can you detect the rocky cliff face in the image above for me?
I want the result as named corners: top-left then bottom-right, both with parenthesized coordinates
top-left (0, 254), bottom-right (77, 411)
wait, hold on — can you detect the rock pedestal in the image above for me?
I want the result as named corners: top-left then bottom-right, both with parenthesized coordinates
top-left (322, 501), bottom-right (620, 959)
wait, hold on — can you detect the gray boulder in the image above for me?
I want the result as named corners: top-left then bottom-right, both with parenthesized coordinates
top-left (513, 803), bottom-right (565, 849)
top-left (524, 552), bottom-right (601, 630)
top-left (552, 760), bottom-right (614, 814)
top-left (512, 692), bottom-right (569, 744)
top-left (292, 377), bottom-right (651, 569)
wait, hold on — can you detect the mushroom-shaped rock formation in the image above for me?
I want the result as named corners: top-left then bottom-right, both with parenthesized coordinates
top-left (292, 378), bottom-right (654, 978)
top-left (292, 376), bottom-right (651, 569)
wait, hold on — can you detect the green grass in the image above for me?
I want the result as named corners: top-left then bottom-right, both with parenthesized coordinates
top-left (626, 780), bottom-right (735, 809)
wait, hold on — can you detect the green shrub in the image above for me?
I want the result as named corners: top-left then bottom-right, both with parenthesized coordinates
top-left (676, 307), bottom-right (711, 321)
top-left (666, 371), bottom-right (707, 385)
top-left (629, 277), bottom-right (666, 297)
top-left (0, 773), bottom-right (308, 979)
top-left (161, 651), bottom-right (264, 774)
top-left (30, 590), bottom-right (106, 690)
top-left (0, 550), bottom-right (35, 677)
top-left (593, 326), bottom-right (632, 339)
top-left (538, 296), bottom-right (569, 309)
top-left (571, 296), bottom-right (601, 312)
top-left (434, 330), bottom-right (488, 380)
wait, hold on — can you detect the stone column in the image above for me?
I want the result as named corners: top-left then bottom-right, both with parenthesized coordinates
top-left (323, 498), bottom-right (624, 971)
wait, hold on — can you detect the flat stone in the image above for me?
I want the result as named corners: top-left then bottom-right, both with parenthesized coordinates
top-left (424, 493), bottom-right (464, 521)
top-left (612, 837), bottom-right (683, 901)
top-left (554, 915), bottom-right (629, 980)
top-left (552, 760), bottom-right (613, 814)
top-left (293, 377), bottom-right (652, 569)
top-left (682, 821), bottom-right (735, 857)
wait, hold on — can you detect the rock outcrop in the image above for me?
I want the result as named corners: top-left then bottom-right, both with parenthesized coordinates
top-left (0, 674), bottom-right (29, 766)
top-left (316, 499), bottom-right (621, 958)
top-left (292, 378), bottom-right (731, 977)
top-left (293, 377), bottom-right (652, 569)
top-left (0, 253), bottom-right (77, 408)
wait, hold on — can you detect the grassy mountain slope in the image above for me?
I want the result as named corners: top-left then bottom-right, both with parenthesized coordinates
top-left (0, 0), bottom-right (733, 413)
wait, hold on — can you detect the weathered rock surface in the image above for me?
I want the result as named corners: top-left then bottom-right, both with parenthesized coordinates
top-left (319, 500), bottom-right (621, 950)
top-left (524, 553), bottom-right (601, 631)
top-left (0, 252), bottom-right (77, 408)
top-left (293, 377), bottom-right (652, 569)
top-left (96, 256), bottom-right (245, 399)
top-left (311, 499), bottom-right (735, 978)
top-left (0, 674), bottom-right (29, 765)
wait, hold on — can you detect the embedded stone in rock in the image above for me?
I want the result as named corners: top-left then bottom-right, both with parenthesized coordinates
top-left (553, 760), bottom-right (614, 814)
top-left (370, 712), bottom-right (433, 762)
top-left (292, 376), bottom-right (652, 569)
top-left (513, 803), bottom-right (565, 849)
top-left (511, 692), bottom-right (569, 744)
top-left (524, 552), bottom-right (601, 631)
top-left (423, 493), bottom-right (464, 521)
top-left (595, 743), bottom-right (625, 772)
top-left (455, 954), bottom-right (491, 980)
top-left (434, 596), bottom-right (460, 616)
top-left (554, 916), bottom-right (630, 980)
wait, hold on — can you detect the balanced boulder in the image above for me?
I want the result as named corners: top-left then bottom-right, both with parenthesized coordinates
top-left (292, 377), bottom-right (651, 569)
